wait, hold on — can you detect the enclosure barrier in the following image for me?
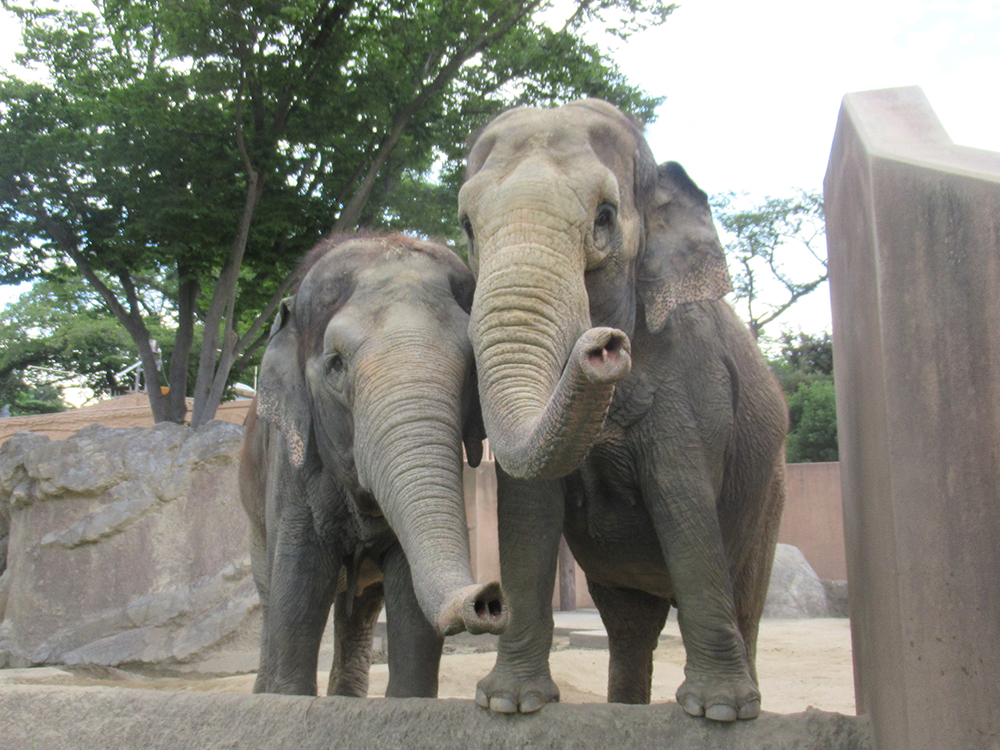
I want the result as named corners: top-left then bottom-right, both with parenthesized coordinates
top-left (825, 86), bottom-right (1000, 750)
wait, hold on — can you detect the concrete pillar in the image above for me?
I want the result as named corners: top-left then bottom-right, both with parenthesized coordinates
top-left (825, 86), bottom-right (1000, 750)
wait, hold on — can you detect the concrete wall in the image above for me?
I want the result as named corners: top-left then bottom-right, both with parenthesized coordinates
top-left (5, 397), bottom-right (846, 610)
top-left (466, 458), bottom-right (845, 609)
top-left (0, 393), bottom-right (252, 446)
top-left (0, 685), bottom-right (873, 750)
top-left (825, 86), bottom-right (1000, 750)
top-left (778, 462), bottom-right (845, 580)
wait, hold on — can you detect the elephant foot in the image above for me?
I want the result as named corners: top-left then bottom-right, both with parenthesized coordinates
top-left (675, 670), bottom-right (761, 722)
top-left (475, 666), bottom-right (560, 714)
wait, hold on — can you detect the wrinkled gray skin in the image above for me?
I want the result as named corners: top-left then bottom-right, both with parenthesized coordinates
top-left (458, 100), bottom-right (788, 721)
top-left (240, 235), bottom-right (507, 698)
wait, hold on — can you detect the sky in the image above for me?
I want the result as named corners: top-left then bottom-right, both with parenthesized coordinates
top-left (1, 0), bottom-right (998, 337)
top-left (592, 0), bottom-right (1000, 335)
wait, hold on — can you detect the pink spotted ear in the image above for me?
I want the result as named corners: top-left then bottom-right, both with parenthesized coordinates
top-left (255, 297), bottom-right (313, 469)
top-left (637, 162), bottom-right (732, 333)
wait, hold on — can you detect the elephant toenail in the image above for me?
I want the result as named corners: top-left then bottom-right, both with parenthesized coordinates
top-left (520, 694), bottom-right (545, 713)
top-left (705, 703), bottom-right (738, 722)
top-left (682, 698), bottom-right (705, 717)
top-left (490, 696), bottom-right (518, 714)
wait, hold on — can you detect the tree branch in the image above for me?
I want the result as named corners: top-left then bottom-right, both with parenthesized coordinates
top-left (233, 269), bottom-right (298, 355)
top-left (333, 1), bottom-right (543, 231)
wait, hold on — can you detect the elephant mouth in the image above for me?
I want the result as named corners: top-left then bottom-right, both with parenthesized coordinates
top-left (352, 487), bottom-right (383, 517)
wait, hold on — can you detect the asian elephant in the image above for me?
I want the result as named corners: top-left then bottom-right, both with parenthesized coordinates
top-left (240, 234), bottom-right (507, 698)
top-left (458, 99), bottom-right (787, 721)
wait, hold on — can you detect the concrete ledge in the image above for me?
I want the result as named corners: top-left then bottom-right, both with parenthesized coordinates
top-left (0, 684), bottom-right (871, 750)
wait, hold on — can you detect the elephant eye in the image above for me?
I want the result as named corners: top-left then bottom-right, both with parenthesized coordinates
top-left (460, 215), bottom-right (474, 241)
top-left (326, 353), bottom-right (345, 373)
top-left (595, 204), bottom-right (617, 230)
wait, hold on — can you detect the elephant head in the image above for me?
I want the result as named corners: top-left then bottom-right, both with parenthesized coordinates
top-left (255, 235), bottom-right (505, 636)
top-left (459, 99), bottom-right (732, 480)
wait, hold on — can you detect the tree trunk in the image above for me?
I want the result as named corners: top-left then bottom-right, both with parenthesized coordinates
top-left (165, 272), bottom-right (198, 424)
top-left (189, 172), bottom-right (264, 428)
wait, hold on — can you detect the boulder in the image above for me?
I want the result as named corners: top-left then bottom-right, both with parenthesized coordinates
top-left (763, 543), bottom-right (830, 618)
top-left (0, 422), bottom-right (260, 673)
top-left (822, 579), bottom-right (850, 618)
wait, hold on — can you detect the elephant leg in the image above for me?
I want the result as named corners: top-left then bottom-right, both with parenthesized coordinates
top-left (265, 506), bottom-right (337, 695)
top-left (727, 458), bottom-right (785, 685)
top-left (249, 529), bottom-right (273, 694)
top-left (640, 456), bottom-right (759, 722)
top-left (588, 580), bottom-right (670, 704)
top-left (381, 544), bottom-right (444, 698)
top-left (252, 599), bottom-right (272, 694)
top-left (476, 469), bottom-right (563, 714)
top-left (327, 582), bottom-right (385, 697)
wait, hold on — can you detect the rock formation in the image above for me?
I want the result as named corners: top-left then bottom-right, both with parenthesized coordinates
top-left (763, 543), bottom-right (831, 618)
top-left (0, 421), bottom-right (259, 673)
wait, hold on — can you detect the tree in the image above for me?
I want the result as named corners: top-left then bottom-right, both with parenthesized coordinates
top-left (769, 332), bottom-right (838, 463)
top-left (713, 190), bottom-right (827, 339)
top-left (785, 379), bottom-right (837, 463)
top-left (0, 273), bottom-right (163, 412)
top-left (0, 0), bottom-right (672, 426)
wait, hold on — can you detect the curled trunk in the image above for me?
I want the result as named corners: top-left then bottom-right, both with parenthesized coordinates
top-left (471, 233), bottom-right (632, 480)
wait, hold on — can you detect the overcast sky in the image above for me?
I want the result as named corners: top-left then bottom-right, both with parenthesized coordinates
top-left (2, 0), bottom-right (998, 334)
top-left (596, 0), bottom-right (1000, 334)
top-left (612, 0), bottom-right (1000, 195)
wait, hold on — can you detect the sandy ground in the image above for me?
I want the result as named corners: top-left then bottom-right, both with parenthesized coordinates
top-left (0, 617), bottom-right (855, 716)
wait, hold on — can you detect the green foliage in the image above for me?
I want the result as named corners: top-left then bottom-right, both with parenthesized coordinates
top-left (5, 383), bottom-right (67, 416)
top-left (713, 191), bottom-right (827, 339)
top-left (785, 379), bottom-right (838, 463)
top-left (769, 332), bottom-right (838, 464)
top-left (0, 0), bottom-right (669, 424)
top-left (0, 275), bottom-right (139, 410)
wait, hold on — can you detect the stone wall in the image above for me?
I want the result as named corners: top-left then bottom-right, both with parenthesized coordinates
top-left (0, 421), bottom-right (259, 673)
top-left (0, 398), bottom-right (848, 674)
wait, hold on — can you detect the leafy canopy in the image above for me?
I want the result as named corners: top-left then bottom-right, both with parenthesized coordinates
top-left (769, 332), bottom-right (838, 464)
top-left (0, 273), bottom-right (149, 412)
top-left (0, 0), bottom-right (671, 424)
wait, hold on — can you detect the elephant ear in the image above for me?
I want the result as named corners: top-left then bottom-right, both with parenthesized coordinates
top-left (255, 297), bottom-right (313, 470)
top-left (637, 161), bottom-right (733, 333)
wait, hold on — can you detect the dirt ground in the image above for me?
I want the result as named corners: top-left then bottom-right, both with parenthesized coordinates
top-left (0, 618), bottom-right (855, 716)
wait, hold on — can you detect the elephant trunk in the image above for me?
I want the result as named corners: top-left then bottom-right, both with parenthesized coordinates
top-left (354, 338), bottom-right (507, 636)
top-left (471, 228), bottom-right (632, 480)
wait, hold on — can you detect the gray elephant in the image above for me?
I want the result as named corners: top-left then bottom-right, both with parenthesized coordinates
top-left (240, 234), bottom-right (507, 698)
top-left (458, 99), bottom-right (787, 721)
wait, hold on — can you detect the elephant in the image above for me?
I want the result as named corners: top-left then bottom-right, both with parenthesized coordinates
top-left (239, 233), bottom-right (507, 698)
top-left (457, 99), bottom-right (788, 721)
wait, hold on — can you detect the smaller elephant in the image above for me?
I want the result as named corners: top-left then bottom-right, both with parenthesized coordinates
top-left (240, 233), bottom-right (507, 698)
